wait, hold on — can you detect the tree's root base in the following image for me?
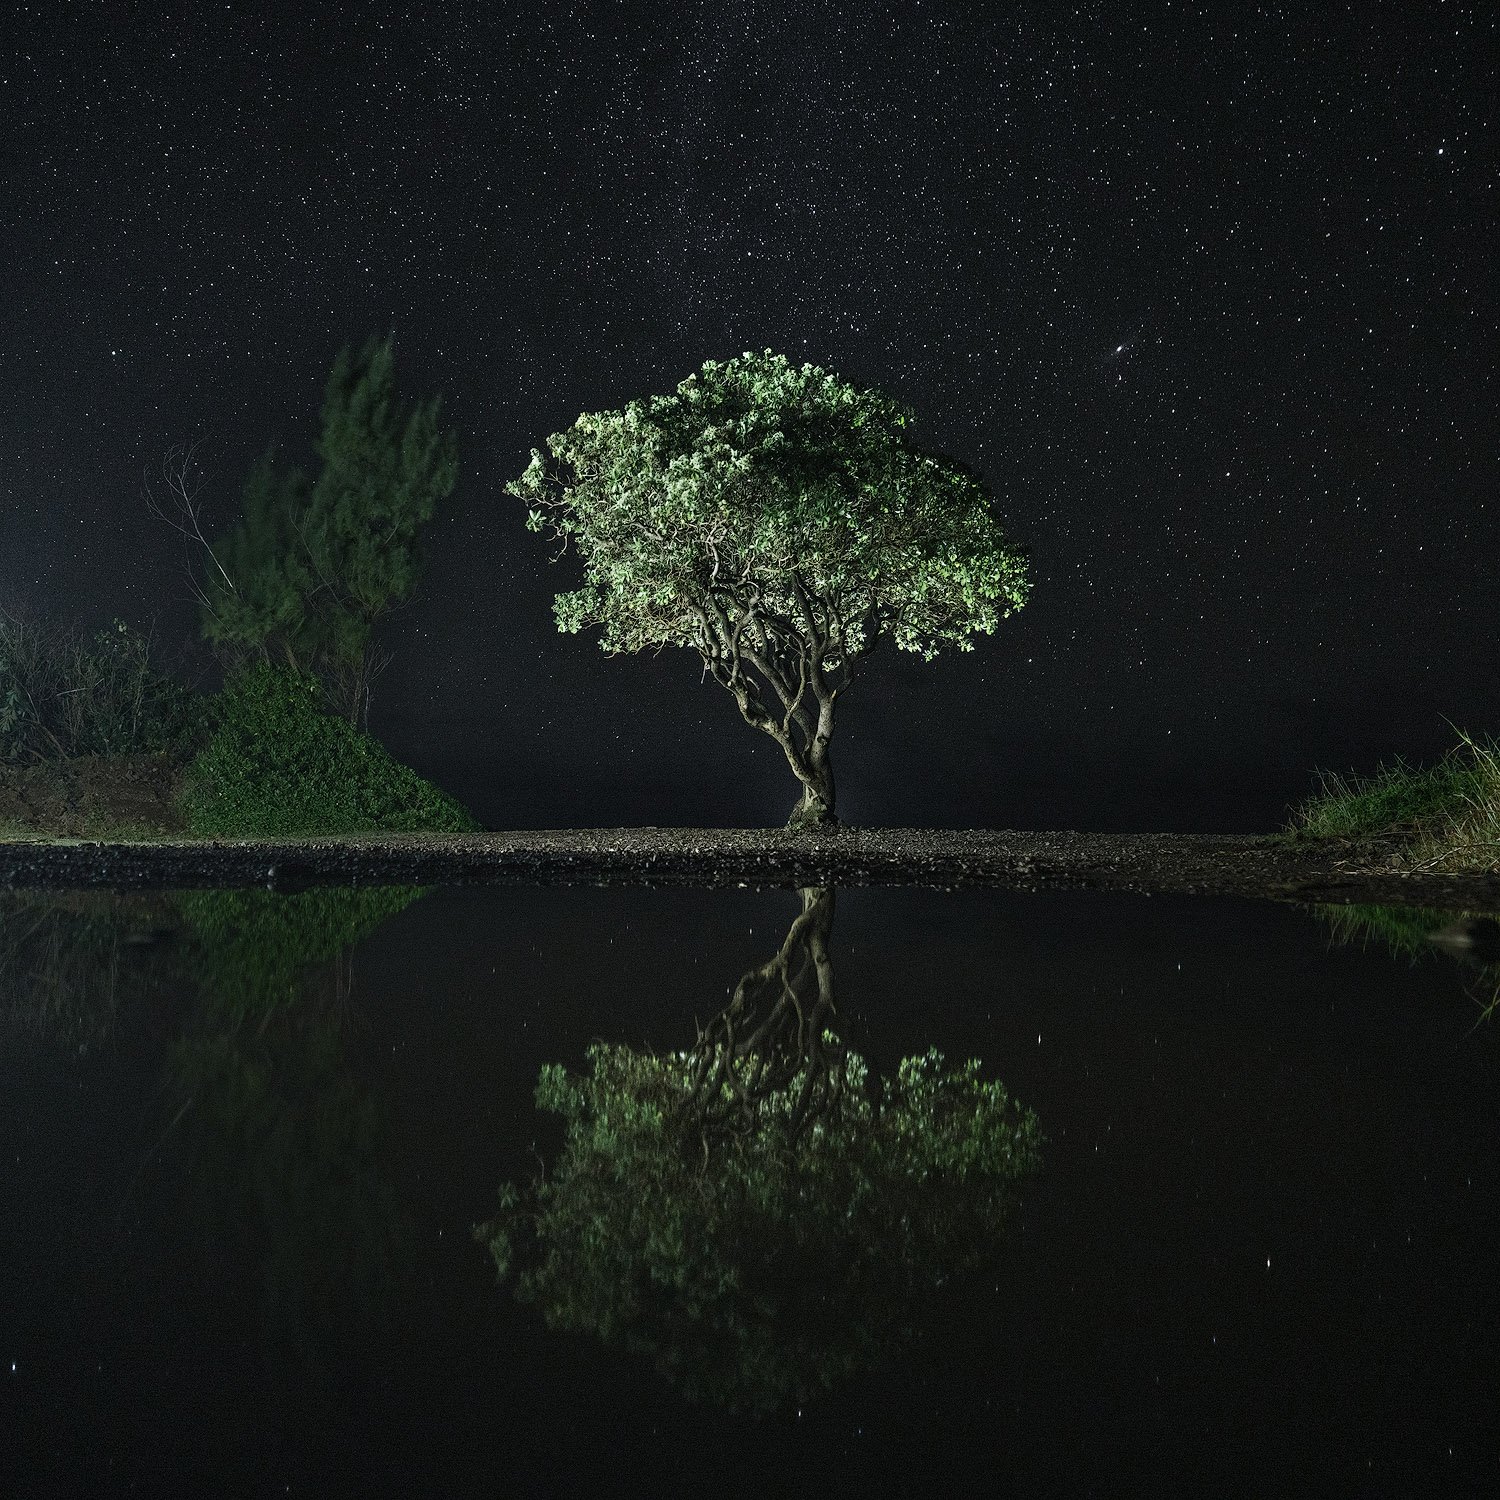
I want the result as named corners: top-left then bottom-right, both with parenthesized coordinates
top-left (786, 806), bottom-right (839, 833)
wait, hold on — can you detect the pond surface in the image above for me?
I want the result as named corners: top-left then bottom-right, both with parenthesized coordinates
top-left (2, 884), bottom-right (1497, 1495)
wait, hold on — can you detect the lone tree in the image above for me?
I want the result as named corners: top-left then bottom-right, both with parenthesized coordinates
top-left (508, 350), bottom-right (1029, 826)
top-left (153, 336), bottom-right (457, 723)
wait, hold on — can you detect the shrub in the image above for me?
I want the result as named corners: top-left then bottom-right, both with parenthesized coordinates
top-left (0, 613), bottom-right (200, 764)
top-left (179, 664), bottom-right (476, 836)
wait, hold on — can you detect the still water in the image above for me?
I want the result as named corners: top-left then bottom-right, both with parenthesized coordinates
top-left (2, 883), bottom-right (1497, 1495)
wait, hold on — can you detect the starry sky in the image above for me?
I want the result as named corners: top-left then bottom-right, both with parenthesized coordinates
top-left (3, 1), bottom-right (1496, 831)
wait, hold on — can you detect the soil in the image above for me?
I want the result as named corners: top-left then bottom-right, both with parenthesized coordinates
top-left (1, 823), bottom-right (1497, 908)
top-left (0, 754), bottom-right (186, 837)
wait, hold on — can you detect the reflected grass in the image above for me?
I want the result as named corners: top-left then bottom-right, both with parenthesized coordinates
top-left (0, 891), bottom-right (182, 1050)
top-left (1317, 903), bottom-right (1465, 963)
top-left (1315, 901), bottom-right (1500, 1020)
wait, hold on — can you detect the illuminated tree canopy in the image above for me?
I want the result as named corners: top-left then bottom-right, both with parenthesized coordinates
top-left (507, 350), bottom-right (1030, 824)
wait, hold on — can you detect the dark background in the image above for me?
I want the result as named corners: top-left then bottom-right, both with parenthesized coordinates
top-left (4, 1), bottom-right (1495, 831)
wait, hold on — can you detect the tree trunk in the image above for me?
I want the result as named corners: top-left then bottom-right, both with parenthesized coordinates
top-left (786, 692), bottom-right (837, 828)
top-left (350, 645), bottom-right (371, 728)
top-left (788, 773), bottom-right (834, 828)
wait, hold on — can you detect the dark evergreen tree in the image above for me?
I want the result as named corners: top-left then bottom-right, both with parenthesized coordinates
top-left (202, 336), bottom-right (457, 722)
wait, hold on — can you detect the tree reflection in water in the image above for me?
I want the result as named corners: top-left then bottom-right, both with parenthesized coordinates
top-left (479, 887), bottom-right (1042, 1415)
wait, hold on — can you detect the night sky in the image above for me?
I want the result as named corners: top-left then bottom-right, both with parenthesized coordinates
top-left (4, 2), bottom-right (1496, 832)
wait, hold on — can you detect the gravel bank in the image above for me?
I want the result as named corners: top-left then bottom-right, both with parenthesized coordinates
top-left (2, 827), bottom-right (1497, 907)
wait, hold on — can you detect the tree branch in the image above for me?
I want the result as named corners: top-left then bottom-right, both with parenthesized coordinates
top-left (143, 441), bottom-right (239, 600)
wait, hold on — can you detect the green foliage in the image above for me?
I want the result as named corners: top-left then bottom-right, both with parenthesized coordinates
top-left (1292, 730), bottom-right (1500, 871)
top-left (0, 613), bottom-right (199, 764)
top-left (310, 336), bottom-right (457, 619)
top-left (179, 885), bottom-right (421, 1017)
top-left (203, 335), bottom-right (457, 720)
top-left (479, 1039), bottom-right (1041, 1414)
top-left (205, 450), bottom-right (315, 673)
top-left (1315, 902), bottom-right (1466, 962)
top-left (508, 349), bottom-right (1028, 819)
top-left (1292, 742), bottom-right (1493, 838)
top-left (179, 664), bottom-right (476, 836)
top-left (509, 349), bottom-right (1028, 661)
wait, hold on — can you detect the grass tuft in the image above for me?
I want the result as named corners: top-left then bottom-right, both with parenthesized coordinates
top-left (1290, 730), bottom-right (1500, 872)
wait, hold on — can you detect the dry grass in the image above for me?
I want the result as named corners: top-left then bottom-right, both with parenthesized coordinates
top-left (1408, 732), bottom-right (1500, 872)
top-left (1292, 731), bottom-right (1500, 873)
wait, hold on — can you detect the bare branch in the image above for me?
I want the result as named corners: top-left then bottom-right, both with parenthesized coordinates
top-left (143, 440), bottom-right (238, 602)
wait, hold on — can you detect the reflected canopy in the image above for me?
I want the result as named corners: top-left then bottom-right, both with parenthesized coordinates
top-left (480, 887), bottom-right (1042, 1414)
top-left (1315, 902), bottom-right (1500, 1016)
